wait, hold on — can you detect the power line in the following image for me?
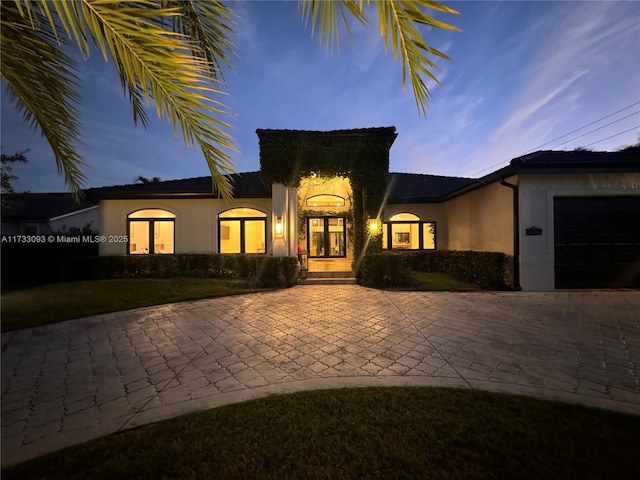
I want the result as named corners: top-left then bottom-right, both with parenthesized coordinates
top-left (548, 111), bottom-right (639, 149)
top-left (469, 159), bottom-right (509, 178)
top-left (523, 101), bottom-right (640, 153)
top-left (581, 126), bottom-right (639, 148)
top-left (469, 102), bottom-right (640, 178)
top-left (469, 124), bottom-right (639, 178)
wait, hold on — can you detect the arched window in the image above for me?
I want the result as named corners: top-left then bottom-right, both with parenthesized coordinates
top-left (382, 212), bottom-right (436, 251)
top-left (128, 209), bottom-right (175, 254)
top-left (306, 195), bottom-right (345, 207)
top-left (219, 208), bottom-right (267, 254)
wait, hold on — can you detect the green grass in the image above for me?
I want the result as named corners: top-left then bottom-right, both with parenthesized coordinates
top-left (408, 271), bottom-right (480, 291)
top-left (0, 278), bottom-right (275, 332)
top-left (3, 387), bottom-right (639, 479)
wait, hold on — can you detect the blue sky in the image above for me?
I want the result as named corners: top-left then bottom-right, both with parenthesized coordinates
top-left (2, 1), bottom-right (639, 193)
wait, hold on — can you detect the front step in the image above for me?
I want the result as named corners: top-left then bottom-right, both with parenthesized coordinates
top-left (297, 270), bottom-right (357, 285)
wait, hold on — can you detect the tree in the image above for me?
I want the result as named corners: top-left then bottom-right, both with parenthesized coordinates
top-left (134, 175), bottom-right (162, 184)
top-left (0, 0), bottom-right (459, 201)
top-left (615, 133), bottom-right (640, 152)
top-left (1, 149), bottom-right (29, 203)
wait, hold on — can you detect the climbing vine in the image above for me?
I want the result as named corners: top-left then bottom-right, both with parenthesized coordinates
top-left (257, 128), bottom-right (396, 263)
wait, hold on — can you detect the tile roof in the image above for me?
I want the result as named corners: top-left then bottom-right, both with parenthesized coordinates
top-left (86, 171), bottom-right (271, 200)
top-left (18, 149), bottom-right (639, 207)
top-left (256, 127), bottom-right (397, 138)
top-left (386, 173), bottom-right (475, 203)
top-left (86, 170), bottom-right (473, 203)
top-left (510, 148), bottom-right (640, 171)
top-left (1, 193), bottom-right (96, 220)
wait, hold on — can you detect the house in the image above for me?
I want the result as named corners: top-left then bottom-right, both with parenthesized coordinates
top-left (86, 127), bottom-right (640, 291)
top-left (0, 193), bottom-right (99, 235)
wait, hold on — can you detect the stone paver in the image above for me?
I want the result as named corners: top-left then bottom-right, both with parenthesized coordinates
top-left (2, 287), bottom-right (639, 467)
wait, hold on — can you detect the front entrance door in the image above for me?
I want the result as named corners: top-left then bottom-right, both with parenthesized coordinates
top-left (308, 217), bottom-right (346, 258)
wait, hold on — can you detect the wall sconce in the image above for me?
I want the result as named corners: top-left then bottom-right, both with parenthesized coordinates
top-left (275, 216), bottom-right (284, 237)
top-left (367, 218), bottom-right (380, 235)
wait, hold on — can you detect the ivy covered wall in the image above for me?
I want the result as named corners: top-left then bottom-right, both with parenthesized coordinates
top-left (257, 128), bottom-right (397, 264)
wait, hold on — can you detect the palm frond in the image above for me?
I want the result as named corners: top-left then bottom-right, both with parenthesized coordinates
top-left (376, 0), bottom-right (460, 116)
top-left (300, 0), bottom-right (459, 116)
top-left (116, 60), bottom-right (150, 128)
top-left (0, 2), bottom-right (87, 200)
top-left (5, 0), bottom-right (237, 201)
top-left (81, 0), bottom-right (237, 199)
top-left (162, 0), bottom-right (236, 86)
top-left (300, 0), bottom-right (368, 53)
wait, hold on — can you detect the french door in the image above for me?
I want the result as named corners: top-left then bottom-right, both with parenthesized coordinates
top-left (307, 216), bottom-right (346, 258)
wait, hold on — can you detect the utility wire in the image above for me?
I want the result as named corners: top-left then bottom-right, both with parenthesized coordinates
top-left (548, 111), bottom-right (639, 149)
top-left (469, 123), bottom-right (640, 178)
top-left (581, 126), bottom-right (639, 149)
top-left (469, 102), bottom-right (640, 178)
top-left (523, 101), bottom-right (640, 153)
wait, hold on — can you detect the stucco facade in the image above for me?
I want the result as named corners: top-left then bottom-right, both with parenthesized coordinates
top-left (518, 172), bottom-right (640, 291)
top-left (444, 178), bottom-right (516, 255)
top-left (99, 197), bottom-right (274, 256)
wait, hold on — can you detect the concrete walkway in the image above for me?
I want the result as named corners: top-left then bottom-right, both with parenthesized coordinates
top-left (2, 287), bottom-right (639, 467)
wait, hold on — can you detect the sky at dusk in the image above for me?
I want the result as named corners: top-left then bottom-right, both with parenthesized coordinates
top-left (1, 1), bottom-right (639, 193)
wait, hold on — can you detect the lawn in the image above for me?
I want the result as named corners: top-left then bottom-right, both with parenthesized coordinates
top-left (409, 271), bottom-right (480, 291)
top-left (3, 387), bottom-right (639, 479)
top-left (0, 278), bottom-right (275, 332)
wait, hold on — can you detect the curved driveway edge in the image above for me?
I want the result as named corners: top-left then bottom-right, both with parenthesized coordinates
top-left (2, 287), bottom-right (639, 467)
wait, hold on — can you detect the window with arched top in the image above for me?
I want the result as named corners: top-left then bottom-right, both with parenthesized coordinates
top-left (382, 212), bottom-right (436, 251)
top-left (306, 195), bottom-right (346, 208)
top-left (219, 208), bottom-right (266, 218)
top-left (127, 209), bottom-right (175, 254)
top-left (389, 212), bottom-right (420, 221)
top-left (218, 208), bottom-right (267, 254)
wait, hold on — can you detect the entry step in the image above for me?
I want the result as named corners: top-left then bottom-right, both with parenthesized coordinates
top-left (306, 270), bottom-right (356, 278)
top-left (297, 277), bottom-right (357, 285)
top-left (297, 270), bottom-right (357, 285)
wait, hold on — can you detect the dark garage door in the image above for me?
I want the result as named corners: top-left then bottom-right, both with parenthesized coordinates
top-left (554, 196), bottom-right (640, 288)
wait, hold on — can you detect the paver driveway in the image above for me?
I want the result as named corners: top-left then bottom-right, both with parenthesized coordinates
top-left (2, 287), bottom-right (639, 467)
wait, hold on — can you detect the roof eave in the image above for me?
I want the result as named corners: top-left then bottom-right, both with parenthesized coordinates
top-left (443, 165), bottom-right (516, 200)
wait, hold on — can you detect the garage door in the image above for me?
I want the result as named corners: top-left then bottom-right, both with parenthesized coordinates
top-left (554, 196), bottom-right (640, 288)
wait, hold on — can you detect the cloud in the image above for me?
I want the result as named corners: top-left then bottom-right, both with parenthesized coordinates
top-left (492, 68), bottom-right (590, 142)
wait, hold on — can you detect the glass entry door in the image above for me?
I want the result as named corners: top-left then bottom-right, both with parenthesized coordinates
top-left (308, 217), bottom-right (346, 258)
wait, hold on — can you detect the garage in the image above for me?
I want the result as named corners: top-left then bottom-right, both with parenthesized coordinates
top-left (554, 196), bottom-right (640, 288)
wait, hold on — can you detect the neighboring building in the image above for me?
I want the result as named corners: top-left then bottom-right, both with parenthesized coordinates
top-left (1, 193), bottom-right (99, 235)
top-left (81, 127), bottom-right (639, 291)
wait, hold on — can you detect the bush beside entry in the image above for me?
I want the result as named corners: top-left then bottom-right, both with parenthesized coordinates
top-left (357, 251), bottom-right (509, 290)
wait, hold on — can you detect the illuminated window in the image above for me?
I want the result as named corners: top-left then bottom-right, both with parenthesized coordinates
top-left (128, 209), bottom-right (175, 254)
top-left (219, 208), bottom-right (267, 254)
top-left (306, 195), bottom-right (345, 207)
top-left (383, 212), bottom-right (436, 250)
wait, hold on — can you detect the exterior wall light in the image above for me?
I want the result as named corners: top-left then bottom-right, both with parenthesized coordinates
top-left (368, 218), bottom-right (380, 235)
top-left (275, 216), bottom-right (284, 237)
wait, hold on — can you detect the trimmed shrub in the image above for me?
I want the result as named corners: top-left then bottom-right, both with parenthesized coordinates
top-left (357, 253), bottom-right (417, 288)
top-left (52, 254), bottom-right (298, 287)
top-left (357, 251), bottom-right (509, 289)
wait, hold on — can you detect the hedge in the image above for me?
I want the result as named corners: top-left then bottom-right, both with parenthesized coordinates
top-left (357, 251), bottom-right (510, 290)
top-left (1, 254), bottom-right (297, 288)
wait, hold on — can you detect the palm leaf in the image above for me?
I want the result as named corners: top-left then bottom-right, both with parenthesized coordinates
top-left (1, 2), bottom-right (87, 200)
top-left (300, 0), bottom-right (368, 52)
top-left (5, 0), bottom-right (237, 201)
top-left (299, 0), bottom-right (460, 115)
top-left (376, 0), bottom-right (460, 116)
top-left (161, 0), bottom-right (235, 86)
